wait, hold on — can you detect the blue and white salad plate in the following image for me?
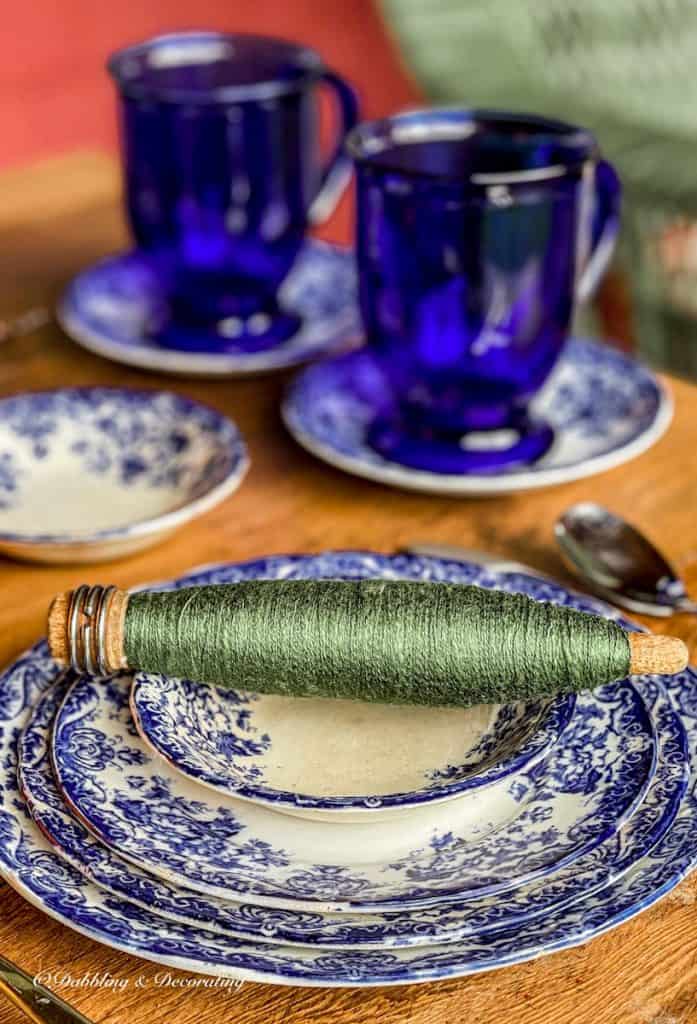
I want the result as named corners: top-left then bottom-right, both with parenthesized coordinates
top-left (1, 553), bottom-right (696, 985)
top-left (50, 554), bottom-right (656, 912)
top-left (53, 673), bottom-right (654, 913)
top-left (0, 388), bottom-right (249, 564)
top-left (129, 673), bottom-right (575, 821)
top-left (282, 340), bottom-right (672, 495)
top-left (17, 668), bottom-right (687, 950)
top-left (58, 241), bottom-right (360, 377)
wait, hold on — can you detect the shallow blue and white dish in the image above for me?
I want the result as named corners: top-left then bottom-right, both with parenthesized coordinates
top-left (0, 388), bottom-right (248, 563)
top-left (129, 673), bottom-right (575, 821)
top-left (282, 340), bottom-right (672, 496)
top-left (51, 553), bottom-right (656, 912)
top-left (1, 554), bottom-right (696, 984)
top-left (57, 241), bottom-right (360, 377)
top-left (18, 667), bottom-right (686, 949)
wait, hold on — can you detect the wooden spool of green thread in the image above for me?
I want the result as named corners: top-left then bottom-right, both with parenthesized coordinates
top-left (48, 580), bottom-right (688, 707)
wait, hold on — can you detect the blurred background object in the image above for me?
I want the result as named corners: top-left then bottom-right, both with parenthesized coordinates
top-left (0, 0), bottom-right (419, 246)
top-left (1, 0), bottom-right (417, 166)
top-left (379, 0), bottom-right (697, 379)
top-left (6, 0), bottom-right (697, 378)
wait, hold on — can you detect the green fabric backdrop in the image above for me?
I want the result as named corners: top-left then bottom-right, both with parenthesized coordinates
top-left (380, 0), bottom-right (697, 377)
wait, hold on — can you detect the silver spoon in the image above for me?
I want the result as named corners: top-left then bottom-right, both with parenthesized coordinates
top-left (555, 502), bottom-right (697, 617)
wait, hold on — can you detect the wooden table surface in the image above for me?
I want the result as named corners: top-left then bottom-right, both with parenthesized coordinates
top-left (1, 151), bottom-right (697, 1024)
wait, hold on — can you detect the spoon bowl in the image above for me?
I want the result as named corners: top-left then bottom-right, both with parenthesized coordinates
top-left (555, 502), bottom-right (697, 617)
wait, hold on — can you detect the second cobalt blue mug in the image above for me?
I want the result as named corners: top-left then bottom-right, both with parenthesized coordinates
top-left (347, 109), bottom-right (621, 473)
top-left (109, 32), bottom-right (358, 351)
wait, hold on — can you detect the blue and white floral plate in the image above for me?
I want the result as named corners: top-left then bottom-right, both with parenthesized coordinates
top-left (17, 668), bottom-right (687, 950)
top-left (282, 340), bottom-right (672, 495)
top-left (58, 242), bottom-right (360, 377)
top-left (1, 555), bottom-right (696, 985)
top-left (50, 554), bottom-right (656, 913)
top-left (129, 674), bottom-right (575, 821)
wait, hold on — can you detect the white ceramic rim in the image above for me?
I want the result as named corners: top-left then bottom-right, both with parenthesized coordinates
top-left (0, 862), bottom-right (676, 988)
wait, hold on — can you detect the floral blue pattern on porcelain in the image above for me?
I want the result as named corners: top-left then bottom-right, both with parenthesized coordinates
top-left (1, 554), bottom-right (696, 984)
top-left (57, 241), bottom-right (360, 377)
top-left (281, 341), bottom-right (672, 495)
top-left (51, 553), bottom-right (656, 911)
top-left (130, 650), bottom-right (575, 815)
top-left (18, 669), bottom-right (686, 949)
top-left (0, 388), bottom-right (248, 561)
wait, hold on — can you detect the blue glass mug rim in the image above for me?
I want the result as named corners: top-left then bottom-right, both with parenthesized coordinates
top-left (108, 30), bottom-right (327, 104)
top-left (346, 108), bottom-right (601, 186)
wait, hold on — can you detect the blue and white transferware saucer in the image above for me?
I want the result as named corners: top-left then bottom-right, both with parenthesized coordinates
top-left (51, 553), bottom-right (656, 912)
top-left (282, 340), bottom-right (672, 495)
top-left (2, 557), bottom-right (697, 984)
top-left (129, 674), bottom-right (574, 822)
top-left (18, 667), bottom-right (686, 950)
top-left (58, 241), bottom-right (360, 377)
top-left (0, 389), bottom-right (248, 563)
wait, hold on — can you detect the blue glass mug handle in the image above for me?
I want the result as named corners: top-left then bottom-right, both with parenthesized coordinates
top-left (308, 71), bottom-right (359, 225)
top-left (576, 159), bottom-right (622, 303)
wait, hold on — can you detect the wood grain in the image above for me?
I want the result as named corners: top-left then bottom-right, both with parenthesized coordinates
top-left (1, 151), bottom-right (697, 1024)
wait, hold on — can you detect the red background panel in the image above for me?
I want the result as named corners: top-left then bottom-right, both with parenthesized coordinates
top-left (0, 1), bottom-right (418, 166)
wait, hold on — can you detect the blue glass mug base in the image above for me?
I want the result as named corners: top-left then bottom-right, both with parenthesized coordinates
top-left (152, 306), bottom-right (302, 354)
top-left (367, 412), bottom-right (555, 474)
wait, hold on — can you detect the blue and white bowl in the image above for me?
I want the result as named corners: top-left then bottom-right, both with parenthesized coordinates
top-left (0, 388), bottom-right (249, 563)
top-left (130, 678), bottom-right (574, 821)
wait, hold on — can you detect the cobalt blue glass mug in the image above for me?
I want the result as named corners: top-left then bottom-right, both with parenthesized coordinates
top-left (108, 32), bottom-right (358, 352)
top-left (347, 109), bottom-right (621, 473)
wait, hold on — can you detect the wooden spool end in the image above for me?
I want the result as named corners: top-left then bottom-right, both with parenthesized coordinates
top-left (48, 588), bottom-right (129, 672)
top-left (628, 632), bottom-right (688, 676)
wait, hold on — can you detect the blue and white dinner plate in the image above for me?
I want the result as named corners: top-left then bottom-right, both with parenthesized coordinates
top-left (58, 241), bottom-right (360, 377)
top-left (50, 554), bottom-right (656, 912)
top-left (0, 388), bottom-right (248, 564)
top-left (18, 669), bottom-right (687, 950)
top-left (129, 673), bottom-right (575, 820)
top-left (282, 340), bottom-right (672, 495)
top-left (1, 555), bottom-right (697, 985)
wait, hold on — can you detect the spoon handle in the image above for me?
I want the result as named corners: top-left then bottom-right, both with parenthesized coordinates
top-left (0, 955), bottom-right (93, 1024)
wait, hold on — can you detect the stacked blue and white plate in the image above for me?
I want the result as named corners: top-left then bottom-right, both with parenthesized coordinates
top-left (1, 551), bottom-right (696, 987)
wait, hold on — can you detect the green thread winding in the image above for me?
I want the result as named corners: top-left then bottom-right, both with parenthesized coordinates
top-left (124, 580), bottom-right (631, 707)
